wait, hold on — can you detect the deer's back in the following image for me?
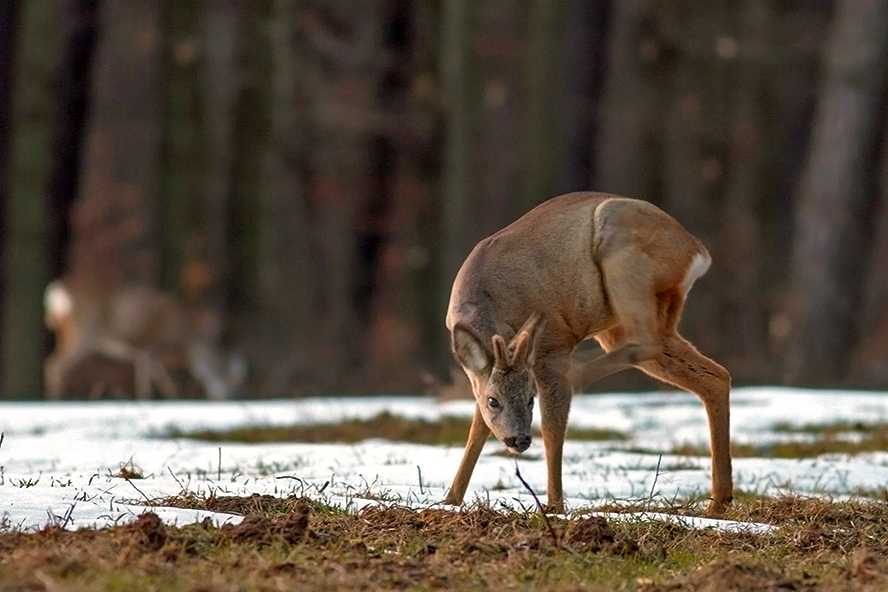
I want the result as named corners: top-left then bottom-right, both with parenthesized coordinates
top-left (447, 192), bottom-right (707, 348)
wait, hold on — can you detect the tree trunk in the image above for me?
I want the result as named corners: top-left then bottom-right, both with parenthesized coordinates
top-left (556, 0), bottom-right (609, 193)
top-left (2, 0), bottom-right (58, 397)
top-left (521, 0), bottom-right (560, 208)
top-left (717, 0), bottom-right (773, 380)
top-left (72, 0), bottom-right (163, 286)
top-left (0, 0), bottom-right (21, 390)
top-left (158, 0), bottom-right (207, 297)
top-left (45, 0), bottom-right (99, 283)
top-left (784, 0), bottom-right (888, 384)
top-left (396, 0), bottom-right (449, 381)
top-left (473, 0), bottom-right (524, 230)
top-left (849, 106), bottom-right (888, 386)
top-left (593, 0), bottom-right (661, 199)
top-left (201, 0), bottom-right (237, 316)
top-left (226, 0), bottom-right (270, 317)
top-left (439, 0), bottom-right (479, 291)
top-left (256, 0), bottom-right (317, 395)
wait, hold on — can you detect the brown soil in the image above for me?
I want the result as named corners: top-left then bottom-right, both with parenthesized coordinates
top-left (2, 496), bottom-right (888, 591)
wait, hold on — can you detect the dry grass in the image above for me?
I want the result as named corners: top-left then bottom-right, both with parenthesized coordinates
top-left (3, 495), bottom-right (888, 591)
top-left (668, 420), bottom-right (888, 459)
top-left (8, 415), bottom-right (888, 590)
top-left (166, 411), bottom-right (629, 445)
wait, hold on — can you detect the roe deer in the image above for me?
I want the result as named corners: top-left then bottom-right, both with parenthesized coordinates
top-left (44, 279), bottom-right (243, 400)
top-left (443, 192), bottom-right (732, 514)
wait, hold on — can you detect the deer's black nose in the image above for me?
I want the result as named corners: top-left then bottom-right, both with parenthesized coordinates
top-left (504, 435), bottom-right (532, 452)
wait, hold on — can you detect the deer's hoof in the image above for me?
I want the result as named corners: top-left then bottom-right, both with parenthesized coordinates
top-left (705, 497), bottom-right (732, 517)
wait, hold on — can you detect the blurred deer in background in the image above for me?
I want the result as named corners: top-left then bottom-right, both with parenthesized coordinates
top-left (444, 192), bottom-right (732, 515)
top-left (44, 279), bottom-right (244, 400)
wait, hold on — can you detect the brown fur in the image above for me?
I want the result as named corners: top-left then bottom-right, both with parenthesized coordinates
top-left (444, 192), bottom-right (732, 515)
top-left (44, 279), bottom-right (238, 400)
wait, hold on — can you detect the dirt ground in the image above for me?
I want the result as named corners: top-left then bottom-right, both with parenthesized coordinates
top-left (3, 495), bottom-right (888, 591)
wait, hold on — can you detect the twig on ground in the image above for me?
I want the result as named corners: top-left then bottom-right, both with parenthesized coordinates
top-left (61, 503), bottom-right (76, 529)
top-left (646, 454), bottom-right (663, 511)
top-left (126, 477), bottom-right (151, 503)
top-left (417, 465), bottom-right (424, 495)
top-left (168, 467), bottom-right (186, 491)
top-left (514, 463), bottom-right (561, 549)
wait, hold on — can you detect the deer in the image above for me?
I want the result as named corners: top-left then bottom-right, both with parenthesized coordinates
top-left (443, 192), bottom-right (732, 515)
top-left (44, 279), bottom-right (243, 401)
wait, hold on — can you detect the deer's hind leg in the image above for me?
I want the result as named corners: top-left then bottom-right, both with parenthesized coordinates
top-left (635, 332), bottom-right (733, 514)
top-left (574, 253), bottom-right (665, 384)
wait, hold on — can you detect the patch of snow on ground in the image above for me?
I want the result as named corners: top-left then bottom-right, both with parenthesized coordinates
top-left (1, 387), bottom-right (887, 533)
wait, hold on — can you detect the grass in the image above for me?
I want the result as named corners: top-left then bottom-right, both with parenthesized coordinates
top-left (166, 412), bottom-right (475, 445)
top-left (667, 420), bottom-right (888, 459)
top-left (165, 411), bottom-right (630, 445)
top-left (8, 413), bottom-right (888, 590)
top-left (10, 412), bottom-right (888, 589)
top-left (3, 494), bottom-right (888, 591)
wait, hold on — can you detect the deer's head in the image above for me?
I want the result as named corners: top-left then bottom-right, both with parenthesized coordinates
top-left (452, 313), bottom-right (545, 453)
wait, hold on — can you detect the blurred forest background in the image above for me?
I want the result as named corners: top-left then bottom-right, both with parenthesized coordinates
top-left (1, 0), bottom-right (888, 399)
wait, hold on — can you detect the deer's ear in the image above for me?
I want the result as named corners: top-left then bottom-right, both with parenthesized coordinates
top-left (511, 313), bottom-right (545, 367)
top-left (453, 327), bottom-right (491, 373)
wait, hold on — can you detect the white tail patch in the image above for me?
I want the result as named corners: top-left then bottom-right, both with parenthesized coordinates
top-left (680, 252), bottom-right (711, 296)
top-left (44, 281), bottom-right (73, 320)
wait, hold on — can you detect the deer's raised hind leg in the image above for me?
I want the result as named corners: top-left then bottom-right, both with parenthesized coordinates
top-left (635, 334), bottom-right (733, 515)
top-left (444, 402), bottom-right (491, 506)
top-left (577, 252), bottom-right (666, 382)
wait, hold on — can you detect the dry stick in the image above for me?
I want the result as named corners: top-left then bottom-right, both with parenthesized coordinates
top-left (217, 447), bottom-right (222, 482)
top-left (514, 463), bottom-right (561, 549)
top-left (167, 466), bottom-right (186, 492)
top-left (126, 476), bottom-right (151, 504)
top-left (417, 465), bottom-right (424, 495)
top-left (61, 503), bottom-right (76, 529)
top-left (645, 454), bottom-right (663, 511)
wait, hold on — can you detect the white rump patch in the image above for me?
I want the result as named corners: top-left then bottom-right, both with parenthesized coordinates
top-left (680, 252), bottom-right (711, 296)
top-left (44, 281), bottom-right (73, 319)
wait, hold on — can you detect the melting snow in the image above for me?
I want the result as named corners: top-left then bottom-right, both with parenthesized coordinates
top-left (1, 387), bottom-right (887, 534)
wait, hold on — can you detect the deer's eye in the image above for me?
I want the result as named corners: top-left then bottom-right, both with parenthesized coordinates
top-left (488, 397), bottom-right (501, 409)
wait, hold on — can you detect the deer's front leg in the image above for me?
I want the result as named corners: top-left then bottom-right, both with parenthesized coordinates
top-left (537, 361), bottom-right (573, 514)
top-left (444, 403), bottom-right (491, 506)
top-left (44, 343), bottom-right (90, 400)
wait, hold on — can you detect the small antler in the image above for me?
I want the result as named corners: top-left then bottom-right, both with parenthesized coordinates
top-left (491, 335), bottom-right (510, 370)
top-left (511, 312), bottom-right (544, 367)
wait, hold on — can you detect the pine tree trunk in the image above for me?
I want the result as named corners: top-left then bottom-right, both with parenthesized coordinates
top-left (440, 0), bottom-right (478, 290)
top-left (72, 0), bottom-right (163, 286)
top-left (226, 1), bottom-right (270, 323)
top-left (593, 0), bottom-right (660, 199)
top-left (256, 0), bottom-right (317, 395)
top-left (556, 0), bottom-right (609, 193)
top-left (717, 0), bottom-right (773, 380)
top-left (201, 0), bottom-right (237, 315)
top-left (45, 0), bottom-right (99, 283)
top-left (158, 0), bottom-right (207, 296)
top-left (784, 0), bottom-right (888, 384)
top-left (2, 0), bottom-right (58, 397)
top-left (522, 0), bottom-right (560, 208)
top-left (473, 0), bottom-right (524, 229)
top-left (0, 0), bottom-right (21, 389)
